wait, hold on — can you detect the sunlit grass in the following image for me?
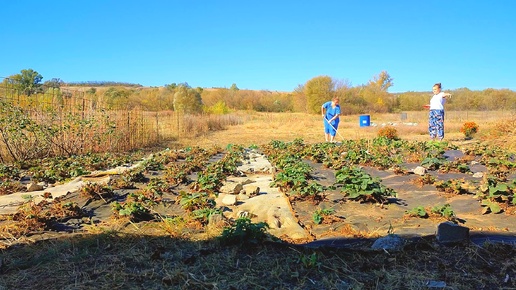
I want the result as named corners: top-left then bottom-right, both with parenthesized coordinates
top-left (175, 110), bottom-right (516, 151)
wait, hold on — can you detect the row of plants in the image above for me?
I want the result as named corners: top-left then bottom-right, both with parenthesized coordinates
top-left (0, 145), bottom-right (258, 241)
top-left (262, 139), bottom-right (398, 204)
top-left (417, 174), bottom-right (516, 214)
top-left (427, 142), bottom-right (516, 214)
top-left (406, 177), bottom-right (516, 222)
top-left (262, 139), bottom-right (326, 202)
top-left (297, 136), bottom-right (509, 182)
top-left (111, 146), bottom-right (230, 223)
top-left (0, 147), bottom-right (196, 236)
top-left (174, 145), bottom-right (246, 225)
top-left (262, 138), bottom-right (516, 215)
top-left (0, 195), bottom-right (86, 239)
top-left (333, 166), bottom-right (397, 204)
top-left (298, 137), bottom-right (455, 172)
top-left (405, 204), bottom-right (456, 220)
top-left (0, 152), bottom-right (146, 196)
top-left (1, 139), bottom-right (515, 246)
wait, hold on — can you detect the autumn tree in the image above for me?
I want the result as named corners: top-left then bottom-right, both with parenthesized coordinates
top-left (291, 84), bottom-right (307, 113)
top-left (368, 71), bottom-right (393, 92)
top-left (304, 76), bottom-right (334, 114)
top-left (200, 88), bottom-right (221, 108)
top-left (103, 87), bottom-right (133, 109)
top-left (230, 83), bottom-right (239, 91)
top-left (396, 92), bottom-right (428, 111)
top-left (334, 80), bottom-right (364, 114)
top-left (362, 71), bottom-right (395, 113)
top-left (173, 84), bottom-right (203, 114)
top-left (205, 101), bottom-right (230, 114)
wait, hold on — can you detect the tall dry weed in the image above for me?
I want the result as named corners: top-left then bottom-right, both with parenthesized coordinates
top-left (182, 114), bottom-right (244, 137)
top-left (482, 116), bottom-right (516, 151)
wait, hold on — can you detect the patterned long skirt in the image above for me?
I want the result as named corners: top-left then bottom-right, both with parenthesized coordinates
top-left (428, 109), bottom-right (445, 139)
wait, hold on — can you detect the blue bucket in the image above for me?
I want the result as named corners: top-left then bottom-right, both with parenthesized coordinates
top-left (359, 115), bottom-right (370, 127)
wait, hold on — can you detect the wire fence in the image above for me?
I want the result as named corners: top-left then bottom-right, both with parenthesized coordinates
top-left (0, 78), bottom-right (185, 163)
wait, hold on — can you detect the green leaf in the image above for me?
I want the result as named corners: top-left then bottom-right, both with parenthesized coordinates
top-left (481, 199), bottom-right (491, 206)
top-left (312, 213), bottom-right (322, 224)
top-left (489, 202), bottom-right (502, 214)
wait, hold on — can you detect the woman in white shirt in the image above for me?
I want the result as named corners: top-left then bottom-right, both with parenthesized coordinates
top-left (428, 83), bottom-right (452, 141)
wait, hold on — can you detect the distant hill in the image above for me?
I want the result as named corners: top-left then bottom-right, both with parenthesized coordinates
top-left (64, 81), bottom-right (143, 88)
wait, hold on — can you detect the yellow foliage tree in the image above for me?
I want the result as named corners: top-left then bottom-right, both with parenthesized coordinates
top-left (304, 76), bottom-right (334, 114)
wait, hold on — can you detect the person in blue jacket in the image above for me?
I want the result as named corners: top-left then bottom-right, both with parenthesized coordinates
top-left (321, 97), bottom-right (341, 142)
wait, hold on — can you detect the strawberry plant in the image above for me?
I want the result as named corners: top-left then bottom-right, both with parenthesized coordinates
top-left (192, 170), bottom-right (226, 193)
top-left (189, 146), bottom-right (243, 194)
top-left (270, 156), bottom-right (326, 200)
top-left (163, 146), bottom-right (216, 186)
top-left (439, 161), bottom-right (471, 173)
top-left (0, 164), bottom-right (22, 181)
top-left (266, 144), bottom-right (322, 199)
top-left (412, 174), bottom-right (436, 187)
top-left (164, 163), bottom-right (191, 185)
top-left (299, 252), bottom-right (320, 269)
top-left (49, 201), bottom-right (85, 220)
top-left (391, 164), bottom-right (410, 175)
top-left (122, 167), bottom-right (147, 183)
top-left (30, 158), bottom-right (90, 183)
top-left (141, 155), bottom-right (165, 171)
top-left (299, 181), bottom-right (325, 200)
top-left (406, 204), bottom-right (456, 221)
top-left (110, 176), bottom-right (137, 190)
top-left (303, 142), bottom-right (342, 167)
top-left (80, 182), bottom-right (115, 201)
top-left (112, 191), bottom-right (157, 221)
top-left (477, 176), bottom-right (516, 214)
top-left (312, 208), bottom-right (335, 224)
top-left (0, 180), bottom-right (26, 196)
top-left (112, 200), bottom-right (153, 221)
top-left (192, 208), bottom-right (222, 225)
top-left (456, 163), bottom-right (470, 173)
top-left (334, 166), bottom-right (396, 203)
top-left (219, 217), bottom-right (270, 246)
top-left (178, 191), bottom-right (216, 212)
top-left (434, 179), bottom-right (471, 195)
top-left (431, 204), bottom-right (455, 220)
top-left (421, 157), bottom-right (446, 171)
top-left (140, 177), bottom-right (168, 201)
top-left (405, 206), bottom-right (429, 218)
top-left (485, 158), bottom-right (515, 181)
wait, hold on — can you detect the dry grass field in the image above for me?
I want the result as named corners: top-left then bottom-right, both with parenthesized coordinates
top-left (175, 110), bottom-right (516, 151)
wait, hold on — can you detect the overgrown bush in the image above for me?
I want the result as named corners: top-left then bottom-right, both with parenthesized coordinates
top-left (0, 100), bottom-right (51, 162)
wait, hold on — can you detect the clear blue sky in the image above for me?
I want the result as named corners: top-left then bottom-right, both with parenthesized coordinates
top-left (1, 1), bottom-right (515, 93)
